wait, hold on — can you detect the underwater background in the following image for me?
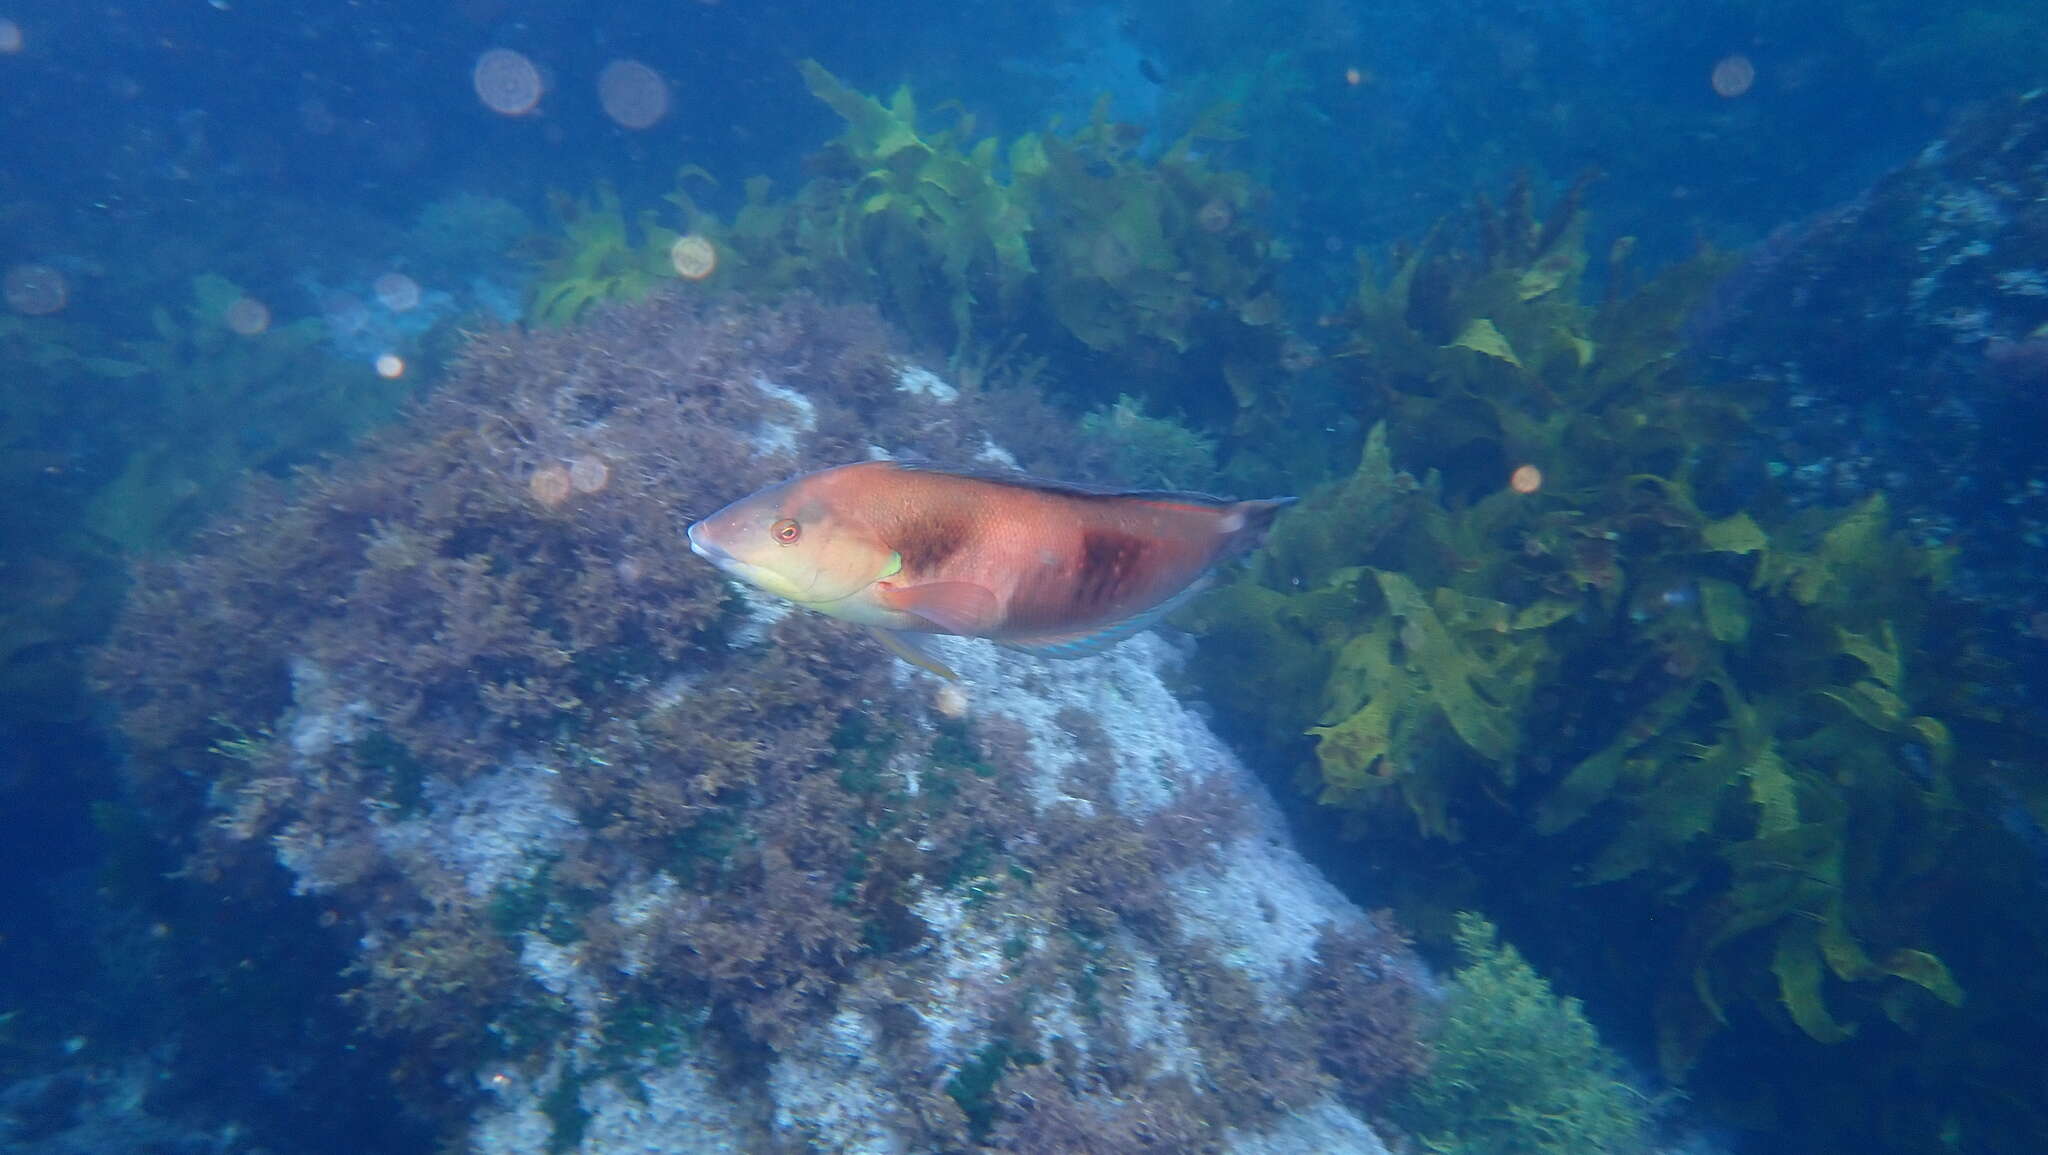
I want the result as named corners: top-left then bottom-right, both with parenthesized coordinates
top-left (5, 1), bottom-right (2048, 1152)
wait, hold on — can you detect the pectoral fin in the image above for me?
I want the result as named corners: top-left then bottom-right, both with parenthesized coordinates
top-left (874, 580), bottom-right (1001, 635)
top-left (868, 627), bottom-right (961, 681)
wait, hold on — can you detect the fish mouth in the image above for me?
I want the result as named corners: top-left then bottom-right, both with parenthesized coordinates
top-left (686, 521), bottom-right (734, 567)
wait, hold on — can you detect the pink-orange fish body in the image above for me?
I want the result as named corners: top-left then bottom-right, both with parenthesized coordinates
top-left (687, 461), bottom-right (1292, 675)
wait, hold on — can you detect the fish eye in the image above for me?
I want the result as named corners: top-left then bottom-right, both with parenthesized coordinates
top-left (772, 517), bottom-right (801, 545)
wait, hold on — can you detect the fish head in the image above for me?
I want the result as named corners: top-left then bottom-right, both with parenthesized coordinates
top-left (687, 470), bottom-right (899, 611)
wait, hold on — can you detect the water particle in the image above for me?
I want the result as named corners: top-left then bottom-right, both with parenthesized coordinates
top-left (374, 272), bottom-right (421, 312)
top-left (474, 48), bottom-right (542, 116)
top-left (1711, 54), bottom-right (1755, 98)
top-left (598, 59), bottom-right (670, 130)
top-left (3, 263), bottom-right (66, 315)
top-left (529, 464), bottom-right (573, 508)
top-left (224, 296), bottom-right (271, 335)
top-left (670, 234), bottom-right (718, 280)
top-left (568, 454), bottom-right (611, 494)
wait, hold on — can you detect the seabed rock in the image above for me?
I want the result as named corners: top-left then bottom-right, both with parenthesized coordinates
top-left (99, 292), bottom-right (1424, 1153)
top-left (458, 634), bottom-right (1399, 1155)
top-left (1695, 89), bottom-right (2048, 676)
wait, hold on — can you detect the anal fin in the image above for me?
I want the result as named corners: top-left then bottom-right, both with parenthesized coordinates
top-left (869, 627), bottom-right (961, 681)
top-left (1000, 578), bottom-right (1210, 660)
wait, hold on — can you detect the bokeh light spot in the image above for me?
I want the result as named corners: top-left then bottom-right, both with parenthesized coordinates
top-left (568, 454), bottom-right (611, 494)
top-left (224, 296), bottom-right (271, 335)
top-left (1711, 54), bottom-right (1755, 98)
top-left (528, 464), bottom-right (572, 508)
top-left (4, 263), bottom-right (67, 315)
top-left (374, 272), bottom-right (421, 312)
top-left (375, 353), bottom-right (406, 379)
top-left (598, 59), bottom-right (670, 130)
top-left (669, 234), bottom-right (718, 280)
top-left (1509, 464), bottom-right (1544, 494)
top-left (0, 18), bottom-right (22, 54)
top-left (473, 48), bottom-right (542, 116)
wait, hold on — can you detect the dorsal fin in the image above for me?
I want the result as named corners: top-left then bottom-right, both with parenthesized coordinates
top-left (886, 460), bottom-right (1243, 508)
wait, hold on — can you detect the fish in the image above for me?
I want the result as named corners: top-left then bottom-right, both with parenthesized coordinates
top-left (686, 461), bottom-right (1295, 679)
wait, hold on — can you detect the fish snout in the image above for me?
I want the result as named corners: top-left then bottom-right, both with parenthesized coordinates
top-left (687, 521), bottom-right (735, 568)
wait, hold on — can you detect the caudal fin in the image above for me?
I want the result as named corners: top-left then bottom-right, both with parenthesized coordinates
top-left (1221, 496), bottom-right (1297, 558)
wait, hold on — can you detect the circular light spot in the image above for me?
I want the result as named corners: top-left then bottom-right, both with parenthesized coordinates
top-left (373, 272), bottom-right (421, 312)
top-left (529, 464), bottom-right (572, 508)
top-left (568, 454), bottom-right (611, 494)
top-left (0, 18), bottom-right (22, 54)
top-left (374, 353), bottom-right (406, 378)
top-left (669, 234), bottom-right (717, 280)
top-left (473, 48), bottom-right (542, 116)
top-left (1509, 464), bottom-right (1544, 494)
top-left (3, 263), bottom-right (66, 315)
top-left (321, 290), bottom-right (370, 336)
top-left (1711, 54), bottom-right (1755, 98)
top-left (1344, 66), bottom-right (1364, 87)
top-left (223, 296), bottom-right (271, 335)
top-left (1195, 198), bottom-right (1233, 234)
top-left (598, 58), bottom-right (669, 130)
top-left (934, 684), bottom-right (969, 719)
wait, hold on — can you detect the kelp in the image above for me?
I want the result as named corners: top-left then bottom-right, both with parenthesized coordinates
top-left (527, 184), bottom-right (684, 327)
top-left (541, 62), bottom-right (1297, 438)
top-left (83, 274), bottom-right (407, 552)
top-left (2, 274), bottom-right (412, 719)
top-left (1188, 180), bottom-right (2048, 1146)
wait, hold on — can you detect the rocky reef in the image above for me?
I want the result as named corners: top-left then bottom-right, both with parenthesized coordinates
top-left (97, 291), bottom-right (1431, 1152)
top-left (1694, 89), bottom-right (2048, 695)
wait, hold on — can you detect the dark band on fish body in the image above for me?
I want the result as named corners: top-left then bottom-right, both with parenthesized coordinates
top-left (891, 510), bottom-right (967, 572)
top-left (1074, 529), bottom-right (1147, 614)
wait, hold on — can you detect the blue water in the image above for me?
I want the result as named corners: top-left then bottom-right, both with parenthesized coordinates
top-left (4, 3), bottom-right (2046, 1153)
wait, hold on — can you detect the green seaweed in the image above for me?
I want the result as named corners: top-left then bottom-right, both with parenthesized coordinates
top-left (1189, 180), bottom-right (2046, 1145)
top-left (528, 184), bottom-right (684, 327)
top-left (557, 62), bottom-right (1299, 442)
top-left (540, 1066), bottom-right (592, 1153)
top-left (1393, 913), bottom-right (1648, 1155)
top-left (83, 273), bottom-right (409, 552)
top-left (945, 1038), bottom-right (1042, 1143)
top-left (489, 861), bottom-right (598, 946)
top-left (1078, 394), bottom-right (1220, 489)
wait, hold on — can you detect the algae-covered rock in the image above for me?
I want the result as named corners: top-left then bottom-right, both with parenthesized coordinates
top-left (1694, 90), bottom-right (2048, 696)
top-left (99, 291), bottom-right (1428, 1154)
